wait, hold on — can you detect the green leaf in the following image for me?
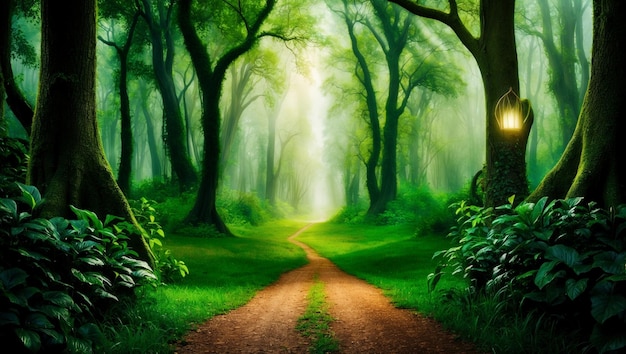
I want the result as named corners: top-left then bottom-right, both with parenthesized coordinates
top-left (15, 328), bottom-right (41, 352)
top-left (530, 197), bottom-right (548, 223)
top-left (507, 195), bottom-right (516, 205)
top-left (0, 268), bottom-right (29, 290)
top-left (70, 205), bottom-right (103, 230)
top-left (565, 278), bottom-right (588, 300)
top-left (590, 282), bottom-right (626, 324)
top-left (545, 244), bottom-right (580, 268)
top-left (66, 336), bottom-right (94, 354)
top-left (77, 322), bottom-right (103, 344)
top-left (43, 291), bottom-right (75, 308)
top-left (0, 198), bottom-right (18, 220)
top-left (534, 260), bottom-right (559, 289)
top-left (132, 269), bottom-right (158, 281)
top-left (94, 288), bottom-right (118, 301)
top-left (25, 312), bottom-right (55, 329)
top-left (78, 256), bottom-right (105, 267)
top-left (593, 251), bottom-right (626, 275)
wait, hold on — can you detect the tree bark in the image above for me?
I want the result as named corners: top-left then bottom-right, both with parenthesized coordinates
top-left (528, 0), bottom-right (626, 208)
top-left (28, 0), bottom-right (153, 263)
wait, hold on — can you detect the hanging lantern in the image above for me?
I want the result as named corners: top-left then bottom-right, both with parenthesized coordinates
top-left (495, 87), bottom-right (528, 131)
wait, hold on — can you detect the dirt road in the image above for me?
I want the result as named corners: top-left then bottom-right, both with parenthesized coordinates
top-left (175, 224), bottom-right (479, 353)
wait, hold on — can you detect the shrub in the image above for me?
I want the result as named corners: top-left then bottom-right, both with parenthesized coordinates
top-left (218, 190), bottom-right (269, 226)
top-left (429, 197), bottom-right (626, 352)
top-left (128, 197), bottom-right (189, 283)
top-left (0, 184), bottom-right (157, 353)
top-left (0, 136), bottom-right (28, 197)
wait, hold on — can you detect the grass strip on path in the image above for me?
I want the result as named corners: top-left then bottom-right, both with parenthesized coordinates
top-left (296, 275), bottom-right (339, 354)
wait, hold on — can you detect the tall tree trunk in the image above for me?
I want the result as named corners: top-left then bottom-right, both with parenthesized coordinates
top-left (99, 12), bottom-right (140, 196)
top-left (340, 3), bottom-right (382, 211)
top-left (478, 1), bottom-right (533, 206)
top-left (0, 0), bottom-right (34, 135)
top-left (528, 0), bottom-right (626, 208)
top-left (138, 82), bottom-right (163, 180)
top-left (28, 0), bottom-right (152, 263)
top-left (139, 0), bottom-right (197, 191)
top-left (266, 111), bottom-right (278, 205)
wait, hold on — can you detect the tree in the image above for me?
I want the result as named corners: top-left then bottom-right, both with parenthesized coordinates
top-left (0, 0), bottom-right (34, 135)
top-left (177, 0), bottom-right (309, 232)
top-left (528, 0), bottom-right (626, 208)
top-left (522, 0), bottom-right (590, 151)
top-left (27, 0), bottom-right (152, 262)
top-left (137, 0), bottom-right (197, 191)
top-left (333, 0), bottom-right (460, 214)
top-left (98, 9), bottom-right (141, 195)
top-left (390, 0), bottom-right (534, 207)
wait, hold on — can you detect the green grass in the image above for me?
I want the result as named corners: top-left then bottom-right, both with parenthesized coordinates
top-left (296, 276), bottom-right (339, 353)
top-left (296, 222), bottom-right (463, 310)
top-left (100, 220), bottom-right (309, 353)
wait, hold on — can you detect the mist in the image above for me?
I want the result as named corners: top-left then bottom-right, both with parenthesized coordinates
top-left (5, 0), bottom-right (592, 222)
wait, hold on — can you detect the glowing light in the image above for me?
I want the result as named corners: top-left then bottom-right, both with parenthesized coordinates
top-left (500, 109), bottom-right (521, 130)
top-left (495, 88), bottom-right (528, 131)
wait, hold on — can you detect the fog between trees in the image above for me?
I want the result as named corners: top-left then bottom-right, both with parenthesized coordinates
top-left (5, 0), bottom-right (592, 220)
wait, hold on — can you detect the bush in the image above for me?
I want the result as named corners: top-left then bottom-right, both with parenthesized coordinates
top-left (0, 184), bottom-right (157, 353)
top-left (430, 197), bottom-right (626, 353)
top-left (0, 136), bottom-right (28, 197)
top-left (217, 190), bottom-right (269, 226)
top-left (128, 197), bottom-right (189, 283)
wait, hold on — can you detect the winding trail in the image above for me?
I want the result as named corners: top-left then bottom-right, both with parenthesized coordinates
top-left (175, 224), bottom-right (480, 353)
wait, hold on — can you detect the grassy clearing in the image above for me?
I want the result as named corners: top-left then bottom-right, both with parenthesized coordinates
top-left (101, 220), bottom-right (309, 353)
top-left (296, 276), bottom-right (339, 354)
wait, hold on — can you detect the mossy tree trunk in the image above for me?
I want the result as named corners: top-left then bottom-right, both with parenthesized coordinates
top-left (27, 0), bottom-right (153, 263)
top-left (528, 0), bottom-right (626, 208)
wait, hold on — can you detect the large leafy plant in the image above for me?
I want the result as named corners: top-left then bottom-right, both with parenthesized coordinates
top-left (128, 197), bottom-right (189, 283)
top-left (0, 184), bottom-right (157, 353)
top-left (429, 197), bottom-right (626, 353)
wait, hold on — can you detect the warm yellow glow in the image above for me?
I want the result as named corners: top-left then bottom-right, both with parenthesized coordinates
top-left (495, 88), bottom-right (528, 131)
top-left (501, 109), bottom-right (521, 130)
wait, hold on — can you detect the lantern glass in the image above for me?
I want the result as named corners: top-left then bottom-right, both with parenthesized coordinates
top-left (495, 88), bottom-right (527, 131)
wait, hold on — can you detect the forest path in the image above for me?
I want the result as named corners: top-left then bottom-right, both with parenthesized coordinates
top-left (174, 224), bottom-right (480, 353)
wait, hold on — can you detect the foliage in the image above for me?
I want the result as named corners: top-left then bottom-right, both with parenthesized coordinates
top-left (128, 197), bottom-right (189, 283)
top-left (330, 186), bottom-right (455, 232)
top-left (0, 183), bottom-right (157, 353)
top-left (217, 190), bottom-right (270, 226)
top-left (429, 197), bottom-right (626, 352)
top-left (0, 137), bottom-right (28, 196)
top-left (330, 204), bottom-right (366, 224)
